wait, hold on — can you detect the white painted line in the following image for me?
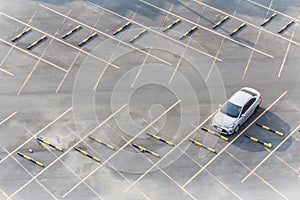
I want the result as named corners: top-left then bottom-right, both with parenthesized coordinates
top-left (17, 29), bottom-right (61, 95)
top-left (205, 3), bottom-right (237, 82)
top-left (0, 39), bottom-right (67, 72)
top-left (242, 0), bottom-right (273, 80)
top-left (205, 37), bottom-right (225, 82)
top-left (55, 51), bottom-right (81, 93)
top-left (156, 171), bottom-right (197, 199)
top-left (18, 10), bottom-right (73, 95)
top-left (17, 63), bottom-right (38, 95)
top-left (24, 126), bottom-right (104, 200)
top-left (39, 4), bottom-right (172, 66)
top-left (278, 14), bottom-right (300, 78)
top-left (0, 107), bottom-right (72, 165)
top-left (168, 10), bottom-right (203, 85)
top-left (0, 11), bottom-right (37, 76)
top-left (140, 0), bottom-right (273, 58)
top-left (0, 189), bottom-right (11, 200)
top-left (0, 46), bottom-right (15, 76)
top-left (26, 11), bottom-right (37, 30)
top-left (8, 104), bottom-right (126, 199)
top-left (93, 65), bottom-right (108, 91)
top-left (62, 100), bottom-right (180, 198)
top-left (0, 67), bottom-right (14, 76)
top-left (94, 8), bottom-right (136, 91)
top-left (141, 117), bottom-right (242, 199)
top-left (182, 91), bottom-right (287, 188)
top-left (0, 11), bottom-right (37, 77)
top-left (193, 0), bottom-right (300, 46)
top-left (70, 9), bottom-right (105, 92)
top-left (130, 4), bottom-right (175, 88)
top-left (241, 124), bottom-right (300, 183)
top-left (293, 105), bottom-right (300, 113)
top-left (181, 109), bottom-right (289, 200)
top-left (185, 149), bottom-right (244, 199)
top-left (265, 147), bottom-right (300, 175)
top-left (0, 143), bottom-right (58, 200)
top-left (293, 135), bottom-right (300, 142)
top-left (242, 44), bottom-right (256, 80)
top-left (0, 111), bottom-right (17, 126)
top-left (167, 43), bottom-right (187, 85)
top-left (0, 11), bottom-right (119, 69)
top-left (0, 47), bottom-right (13, 66)
top-left (106, 116), bottom-right (197, 200)
top-left (137, 152), bottom-right (197, 200)
top-left (55, 9), bottom-right (72, 36)
top-left (65, 123), bottom-right (151, 200)
top-left (224, 148), bottom-right (288, 200)
top-left (206, 0), bottom-right (247, 81)
top-left (124, 107), bottom-right (218, 192)
top-left (247, 0), bottom-right (300, 23)
top-left (87, 1), bottom-right (222, 62)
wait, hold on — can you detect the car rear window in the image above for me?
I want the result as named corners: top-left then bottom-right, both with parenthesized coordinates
top-left (241, 89), bottom-right (257, 96)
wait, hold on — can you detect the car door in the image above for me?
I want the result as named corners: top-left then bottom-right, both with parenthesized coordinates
top-left (239, 98), bottom-right (256, 125)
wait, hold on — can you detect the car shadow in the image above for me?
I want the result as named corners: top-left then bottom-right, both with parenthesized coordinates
top-left (33, 0), bottom-right (77, 5)
top-left (225, 107), bottom-right (292, 152)
top-left (35, 0), bottom-right (214, 25)
top-left (35, 0), bottom-right (300, 18)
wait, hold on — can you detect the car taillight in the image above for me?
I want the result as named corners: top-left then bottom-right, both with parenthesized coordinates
top-left (259, 95), bottom-right (262, 99)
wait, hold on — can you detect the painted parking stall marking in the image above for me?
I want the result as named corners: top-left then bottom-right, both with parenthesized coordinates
top-left (241, 124), bottom-right (300, 183)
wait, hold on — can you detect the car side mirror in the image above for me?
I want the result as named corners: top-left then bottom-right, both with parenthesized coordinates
top-left (241, 114), bottom-right (246, 118)
top-left (218, 104), bottom-right (222, 107)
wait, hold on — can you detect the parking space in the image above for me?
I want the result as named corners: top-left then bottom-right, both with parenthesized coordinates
top-left (0, 0), bottom-right (300, 199)
top-left (203, 153), bottom-right (287, 200)
top-left (254, 155), bottom-right (299, 199)
top-left (0, 157), bottom-right (33, 197)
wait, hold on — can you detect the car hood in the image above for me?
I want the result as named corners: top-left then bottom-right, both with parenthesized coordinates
top-left (213, 111), bottom-right (238, 127)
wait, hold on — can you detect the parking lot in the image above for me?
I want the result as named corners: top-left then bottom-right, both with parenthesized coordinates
top-left (0, 0), bottom-right (300, 199)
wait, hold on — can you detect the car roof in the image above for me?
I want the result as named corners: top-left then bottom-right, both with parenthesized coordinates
top-left (228, 90), bottom-right (253, 107)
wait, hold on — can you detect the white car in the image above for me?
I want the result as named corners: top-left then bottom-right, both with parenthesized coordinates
top-left (212, 87), bottom-right (262, 134)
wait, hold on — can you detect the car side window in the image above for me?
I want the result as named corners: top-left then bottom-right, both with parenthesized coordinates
top-left (241, 98), bottom-right (256, 115)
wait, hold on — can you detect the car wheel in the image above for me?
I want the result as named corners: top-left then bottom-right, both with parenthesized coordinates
top-left (234, 125), bottom-right (240, 133)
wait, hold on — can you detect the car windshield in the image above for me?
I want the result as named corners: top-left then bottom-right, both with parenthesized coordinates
top-left (220, 101), bottom-right (241, 118)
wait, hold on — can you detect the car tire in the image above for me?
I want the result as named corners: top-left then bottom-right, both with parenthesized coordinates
top-left (234, 125), bottom-right (240, 133)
